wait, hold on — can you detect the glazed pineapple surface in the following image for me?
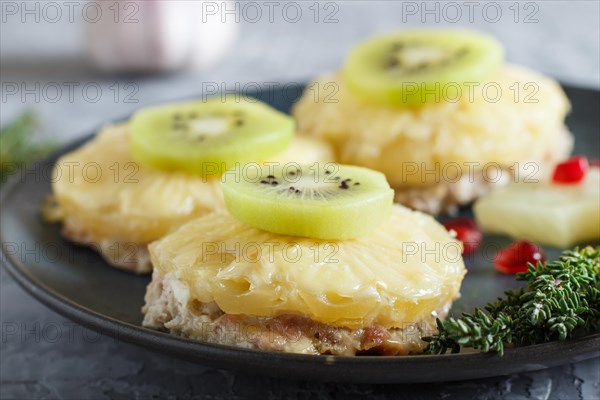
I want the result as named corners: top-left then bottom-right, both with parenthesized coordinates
top-left (149, 205), bottom-right (467, 329)
top-left (51, 124), bottom-right (333, 245)
top-left (293, 65), bottom-right (571, 188)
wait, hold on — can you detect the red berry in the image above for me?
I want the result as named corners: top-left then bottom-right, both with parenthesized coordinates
top-left (443, 218), bottom-right (482, 255)
top-left (494, 240), bottom-right (545, 274)
top-left (552, 156), bottom-right (589, 184)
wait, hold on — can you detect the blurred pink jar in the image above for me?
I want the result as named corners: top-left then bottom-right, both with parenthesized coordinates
top-left (86, 0), bottom-right (239, 73)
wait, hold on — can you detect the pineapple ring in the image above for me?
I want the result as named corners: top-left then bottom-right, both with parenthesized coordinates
top-left (51, 124), bottom-right (333, 245)
top-left (149, 205), bottom-right (467, 329)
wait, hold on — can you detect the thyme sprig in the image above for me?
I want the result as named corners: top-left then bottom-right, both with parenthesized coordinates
top-left (1, 112), bottom-right (57, 183)
top-left (424, 246), bottom-right (600, 356)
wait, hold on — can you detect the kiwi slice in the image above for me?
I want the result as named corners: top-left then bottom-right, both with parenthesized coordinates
top-left (221, 163), bottom-right (394, 240)
top-left (129, 96), bottom-right (295, 176)
top-left (342, 30), bottom-right (504, 106)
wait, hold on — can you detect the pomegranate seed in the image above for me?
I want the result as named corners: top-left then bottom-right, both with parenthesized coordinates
top-left (443, 218), bottom-right (482, 255)
top-left (494, 240), bottom-right (545, 274)
top-left (552, 156), bottom-right (589, 184)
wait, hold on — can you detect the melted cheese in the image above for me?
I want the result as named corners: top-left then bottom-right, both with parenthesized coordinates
top-left (149, 205), bottom-right (467, 329)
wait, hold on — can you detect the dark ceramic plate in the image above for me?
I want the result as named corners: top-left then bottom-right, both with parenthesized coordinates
top-left (1, 85), bottom-right (599, 384)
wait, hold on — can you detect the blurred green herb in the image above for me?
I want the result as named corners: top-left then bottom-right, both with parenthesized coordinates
top-left (1, 112), bottom-right (57, 183)
top-left (424, 246), bottom-right (600, 356)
